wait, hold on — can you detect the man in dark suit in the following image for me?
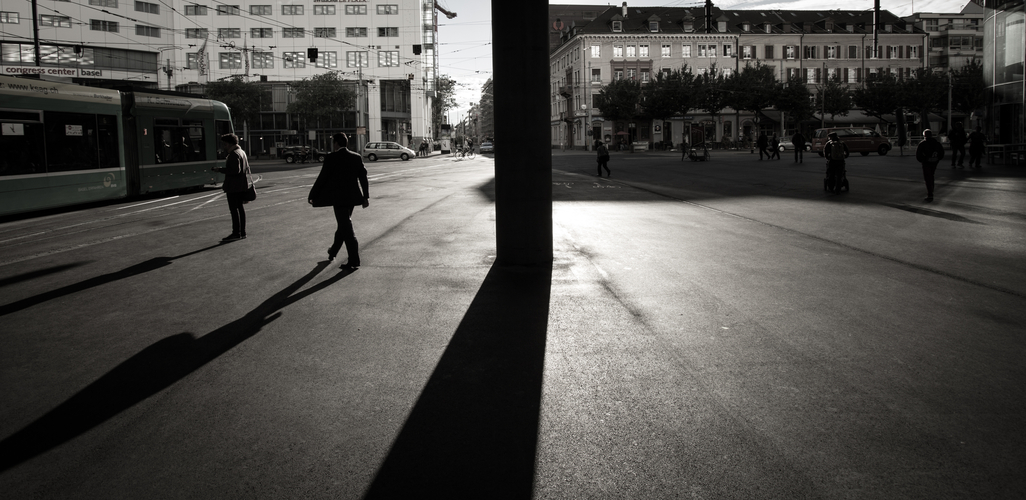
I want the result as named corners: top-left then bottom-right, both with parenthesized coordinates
top-left (308, 133), bottom-right (370, 270)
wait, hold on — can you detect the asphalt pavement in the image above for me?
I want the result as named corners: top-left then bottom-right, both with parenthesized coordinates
top-left (1, 149), bottom-right (1024, 499)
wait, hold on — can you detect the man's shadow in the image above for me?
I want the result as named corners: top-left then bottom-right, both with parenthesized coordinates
top-left (363, 264), bottom-right (552, 499)
top-left (0, 261), bottom-right (354, 472)
top-left (0, 244), bottom-right (226, 317)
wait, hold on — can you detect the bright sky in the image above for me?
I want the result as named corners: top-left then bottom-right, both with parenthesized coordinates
top-left (434, 0), bottom-right (971, 120)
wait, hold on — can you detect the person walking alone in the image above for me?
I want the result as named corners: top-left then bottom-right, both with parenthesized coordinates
top-left (757, 132), bottom-right (769, 160)
top-left (967, 126), bottom-right (987, 170)
top-left (308, 133), bottom-right (370, 270)
top-left (792, 130), bottom-right (807, 163)
top-left (770, 134), bottom-right (781, 160)
top-left (595, 140), bottom-right (610, 177)
top-left (213, 133), bottom-right (253, 241)
top-left (916, 129), bottom-right (945, 202)
top-left (948, 122), bottom-right (968, 169)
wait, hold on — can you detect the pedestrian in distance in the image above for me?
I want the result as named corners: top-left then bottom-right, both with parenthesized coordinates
top-left (948, 122), bottom-right (968, 169)
top-left (770, 134), bottom-right (781, 160)
top-left (824, 132), bottom-right (849, 194)
top-left (792, 130), bottom-right (807, 163)
top-left (757, 132), bottom-right (769, 160)
top-left (213, 133), bottom-right (253, 241)
top-left (595, 140), bottom-right (610, 177)
top-left (308, 132), bottom-right (370, 270)
top-left (967, 126), bottom-right (987, 170)
top-left (915, 129), bottom-right (945, 202)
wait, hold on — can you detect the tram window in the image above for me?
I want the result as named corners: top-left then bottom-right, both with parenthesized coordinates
top-left (97, 114), bottom-right (120, 169)
top-left (0, 110), bottom-right (42, 121)
top-left (154, 118), bottom-right (206, 163)
top-left (215, 119), bottom-right (233, 159)
top-left (0, 122), bottom-right (45, 176)
top-left (44, 111), bottom-right (107, 172)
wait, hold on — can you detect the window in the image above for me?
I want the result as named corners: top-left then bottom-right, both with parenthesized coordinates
top-left (251, 28), bottom-right (272, 38)
top-left (346, 27), bottom-right (368, 37)
top-left (627, 69), bottom-right (636, 80)
top-left (283, 51), bottom-right (305, 68)
top-left (185, 5), bottom-right (207, 15)
top-left (614, 69), bottom-right (623, 80)
top-left (763, 45), bottom-right (774, 59)
top-left (216, 5), bottom-right (240, 15)
top-left (185, 28), bottom-right (208, 38)
top-left (591, 68), bottom-right (601, 82)
top-left (378, 50), bottom-right (399, 66)
top-left (219, 52), bottom-right (242, 69)
top-left (640, 44), bottom-right (649, 57)
top-left (314, 5), bottom-right (335, 15)
top-left (136, 25), bottom-right (160, 37)
top-left (89, 0), bottom-right (117, 7)
top-left (803, 45), bottom-right (817, 59)
top-left (90, 20), bottom-right (118, 32)
top-left (345, 5), bottom-right (367, 14)
top-left (888, 45), bottom-right (900, 58)
top-left (649, 21), bottom-right (658, 32)
top-left (378, 27), bottom-right (398, 37)
top-left (315, 51), bottom-right (338, 68)
top-left (826, 67), bottom-right (837, 81)
top-left (314, 27), bottom-right (336, 38)
top-left (641, 70), bottom-right (649, 82)
top-left (218, 28), bottom-right (240, 38)
top-left (723, 44), bottom-right (732, 58)
top-left (846, 67), bottom-right (859, 83)
top-left (250, 5), bottom-right (271, 15)
top-left (186, 52), bottom-right (199, 69)
top-left (282, 5), bottom-right (302, 15)
top-left (613, 45), bottom-right (623, 58)
top-left (626, 45), bottom-right (636, 57)
top-left (40, 15), bottom-right (72, 27)
top-left (252, 52), bottom-right (273, 69)
top-left (682, 44), bottom-right (691, 57)
top-left (708, 44), bottom-right (717, 57)
top-left (282, 28), bottom-right (304, 38)
top-left (347, 51), bottom-right (368, 67)
top-left (661, 44), bottom-right (670, 57)
top-left (591, 45), bottom-right (600, 58)
top-left (135, 1), bottom-right (158, 14)
top-left (0, 12), bottom-right (19, 23)
top-left (377, 4), bottom-right (398, 14)
top-left (722, 68), bottom-right (732, 78)
top-left (741, 45), bottom-right (753, 59)
top-left (826, 45), bottom-right (837, 59)
top-left (908, 45), bottom-right (919, 59)
top-left (612, 20), bottom-right (622, 32)
top-left (848, 45), bottom-right (858, 58)
top-left (806, 68), bottom-right (817, 84)
top-left (698, 45), bottom-right (708, 57)
top-left (785, 45), bottom-right (796, 59)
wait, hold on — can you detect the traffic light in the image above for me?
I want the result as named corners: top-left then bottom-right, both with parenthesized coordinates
top-left (307, 48), bottom-right (318, 62)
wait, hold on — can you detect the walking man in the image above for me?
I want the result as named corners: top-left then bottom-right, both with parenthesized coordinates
top-left (757, 132), bottom-right (769, 160)
top-left (915, 129), bottom-right (945, 202)
top-left (308, 132), bottom-right (370, 270)
top-left (967, 126), bottom-right (987, 170)
top-left (949, 122), bottom-right (968, 169)
top-left (792, 130), bottom-right (807, 163)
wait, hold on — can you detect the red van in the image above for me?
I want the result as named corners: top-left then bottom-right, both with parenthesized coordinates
top-left (810, 127), bottom-right (892, 156)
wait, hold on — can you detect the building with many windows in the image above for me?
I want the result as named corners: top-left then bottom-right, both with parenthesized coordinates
top-left (981, 0), bottom-right (1024, 144)
top-left (0, 0), bottom-right (439, 153)
top-left (904, 2), bottom-right (985, 71)
top-left (550, 3), bottom-right (928, 149)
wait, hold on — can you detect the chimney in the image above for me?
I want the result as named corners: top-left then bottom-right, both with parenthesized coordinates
top-left (705, 0), bottom-right (713, 33)
top-left (622, 2), bottom-right (628, 18)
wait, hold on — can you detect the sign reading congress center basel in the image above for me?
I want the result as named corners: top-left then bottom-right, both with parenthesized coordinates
top-left (0, 66), bottom-right (106, 79)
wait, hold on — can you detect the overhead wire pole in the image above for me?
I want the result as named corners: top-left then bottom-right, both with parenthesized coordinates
top-left (492, 0), bottom-right (552, 266)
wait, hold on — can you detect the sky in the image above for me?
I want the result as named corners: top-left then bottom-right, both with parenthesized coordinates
top-left (434, 0), bottom-right (971, 121)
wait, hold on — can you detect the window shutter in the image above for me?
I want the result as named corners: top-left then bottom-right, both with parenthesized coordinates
top-left (918, 45), bottom-right (923, 58)
top-left (899, 46), bottom-right (904, 58)
top-left (816, 67), bottom-right (821, 83)
top-left (856, 67), bottom-right (861, 82)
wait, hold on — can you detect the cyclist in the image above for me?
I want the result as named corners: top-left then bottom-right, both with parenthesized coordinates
top-left (824, 132), bottom-right (849, 194)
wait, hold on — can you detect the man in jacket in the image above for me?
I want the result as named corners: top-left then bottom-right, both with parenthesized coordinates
top-left (915, 129), bottom-right (945, 202)
top-left (824, 132), bottom-right (849, 194)
top-left (308, 133), bottom-right (370, 269)
top-left (792, 131), bottom-right (807, 163)
top-left (214, 133), bottom-right (252, 241)
top-left (948, 122), bottom-right (968, 169)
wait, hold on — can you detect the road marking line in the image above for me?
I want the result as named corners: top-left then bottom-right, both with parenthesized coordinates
top-left (113, 196), bottom-right (179, 210)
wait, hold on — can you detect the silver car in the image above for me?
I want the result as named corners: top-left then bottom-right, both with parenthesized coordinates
top-left (363, 141), bottom-right (415, 161)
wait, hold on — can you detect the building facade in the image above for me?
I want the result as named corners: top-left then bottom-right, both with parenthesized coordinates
top-left (904, 2), bottom-right (985, 71)
top-left (982, 0), bottom-right (1024, 144)
top-left (550, 3), bottom-right (928, 149)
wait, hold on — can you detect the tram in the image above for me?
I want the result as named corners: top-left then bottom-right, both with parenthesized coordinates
top-left (0, 75), bottom-right (233, 216)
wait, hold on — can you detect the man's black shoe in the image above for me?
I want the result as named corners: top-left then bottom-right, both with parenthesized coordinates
top-left (222, 233), bottom-right (242, 242)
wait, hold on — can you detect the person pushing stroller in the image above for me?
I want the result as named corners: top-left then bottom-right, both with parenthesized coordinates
top-left (824, 132), bottom-right (849, 194)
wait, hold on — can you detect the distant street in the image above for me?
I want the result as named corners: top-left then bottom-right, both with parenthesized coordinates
top-left (1, 149), bottom-right (1024, 498)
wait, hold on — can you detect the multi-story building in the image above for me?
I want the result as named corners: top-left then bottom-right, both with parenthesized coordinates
top-left (550, 3), bottom-right (927, 149)
top-left (904, 2), bottom-right (985, 71)
top-left (0, 0), bottom-right (439, 152)
top-left (981, 0), bottom-right (1024, 144)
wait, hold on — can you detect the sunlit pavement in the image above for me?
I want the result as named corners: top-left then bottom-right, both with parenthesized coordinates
top-left (1, 152), bottom-right (1023, 498)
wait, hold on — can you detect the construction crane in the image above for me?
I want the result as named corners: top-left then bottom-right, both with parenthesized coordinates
top-left (435, 1), bottom-right (457, 19)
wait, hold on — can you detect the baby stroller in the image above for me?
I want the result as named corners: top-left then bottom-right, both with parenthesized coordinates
top-left (688, 142), bottom-right (711, 162)
top-left (823, 161), bottom-right (849, 193)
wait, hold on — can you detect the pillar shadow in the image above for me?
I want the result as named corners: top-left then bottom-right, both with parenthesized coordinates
top-left (0, 244), bottom-right (224, 317)
top-left (0, 261), bottom-right (355, 472)
top-left (363, 264), bottom-right (552, 499)
top-left (0, 262), bottom-right (90, 289)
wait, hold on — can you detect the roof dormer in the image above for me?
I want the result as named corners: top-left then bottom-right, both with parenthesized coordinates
top-left (611, 14), bottom-right (624, 33)
top-left (648, 15), bottom-right (661, 32)
top-left (717, 14), bottom-right (729, 32)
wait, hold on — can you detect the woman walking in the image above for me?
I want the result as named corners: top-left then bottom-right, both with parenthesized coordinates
top-left (213, 133), bottom-right (253, 241)
top-left (596, 140), bottom-right (610, 177)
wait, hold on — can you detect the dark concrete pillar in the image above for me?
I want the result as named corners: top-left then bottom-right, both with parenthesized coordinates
top-left (492, 0), bottom-right (553, 267)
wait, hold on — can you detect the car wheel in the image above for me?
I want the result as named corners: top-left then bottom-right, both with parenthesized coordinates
top-left (878, 144), bottom-right (890, 156)
top-left (285, 155), bottom-right (295, 164)
top-left (400, 153), bottom-right (409, 161)
top-left (860, 151), bottom-right (870, 156)
top-left (778, 146), bottom-right (786, 152)
top-left (368, 153), bottom-right (377, 161)
top-left (317, 154), bottom-right (325, 162)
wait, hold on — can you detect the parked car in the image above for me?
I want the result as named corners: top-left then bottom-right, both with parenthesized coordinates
top-left (280, 146), bottom-right (326, 163)
top-left (363, 141), bottom-right (415, 161)
top-left (810, 127), bottom-right (891, 156)
top-left (479, 141), bottom-right (494, 154)
top-left (777, 139), bottom-right (811, 152)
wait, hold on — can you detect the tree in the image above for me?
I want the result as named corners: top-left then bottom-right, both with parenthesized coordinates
top-left (694, 64), bottom-right (728, 132)
top-left (950, 59), bottom-right (986, 116)
top-left (731, 62), bottom-right (778, 128)
top-left (901, 68), bottom-right (947, 128)
top-left (851, 71), bottom-right (903, 126)
top-left (287, 70), bottom-right (357, 127)
top-left (816, 74), bottom-right (851, 122)
top-left (641, 71), bottom-right (677, 123)
top-left (774, 74), bottom-right (815, 130)
top-left (433, 75), bottom-right (458, 132)
top-left (596, 77), bottom-right (642, 124)
top-left (204, 75), bottom-right (263, 152)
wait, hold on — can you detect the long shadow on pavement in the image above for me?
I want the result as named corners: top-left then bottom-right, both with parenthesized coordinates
top-left (0, 261), bottom-right (353, 472)
top-left (364, 264), bottom-right (552, 499)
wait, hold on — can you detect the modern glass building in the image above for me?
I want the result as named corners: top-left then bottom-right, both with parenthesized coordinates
top-left (983, 0), bottom-right (1025, 143)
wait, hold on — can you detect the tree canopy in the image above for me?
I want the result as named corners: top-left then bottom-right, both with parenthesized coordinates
top-left (287, 71), bottom-right (358, 126)
top-left (433, 75), bottom-right (458, 130)
top-left (730, 63), bottom-right (778, 124)
top-left (775, 75), bottom-right (815, 127)
top-left (204, 75), bottom-right (262, 125)
top-left (596, 78), bottom-right (642, 123)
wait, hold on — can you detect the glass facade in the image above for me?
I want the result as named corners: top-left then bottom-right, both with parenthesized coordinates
top-left (983, 0), bottom-right (1025, 143)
